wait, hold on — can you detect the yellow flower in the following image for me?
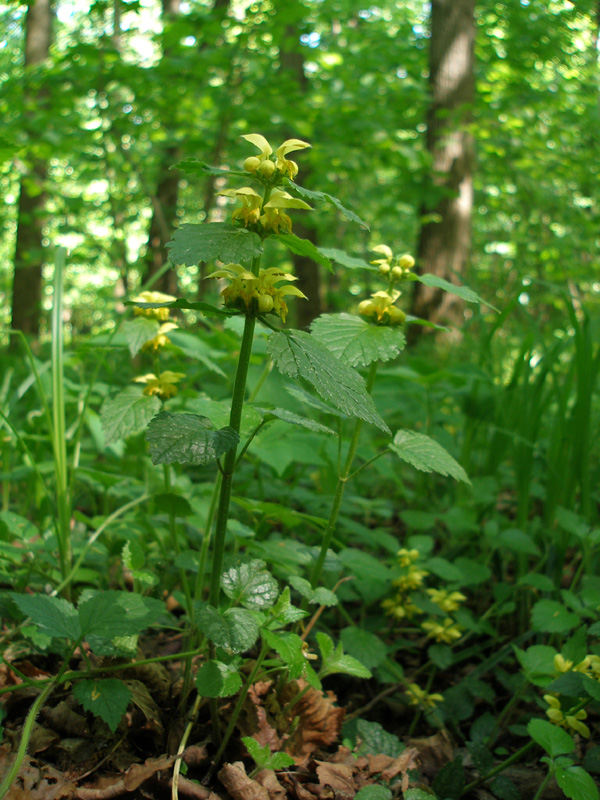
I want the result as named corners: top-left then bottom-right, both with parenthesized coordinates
top-left (219, 187), bottom-right (262, 226)
top-left (132, 291), bottom-right (177, 321)
top-left (260, 189), bottom-right (312, 234)
top-left (543, 695), bottom-right (590, 738)
top-left (206, 263), bottom-right (306, 323)
top-left (426, 589), bottom-right (467, 613)
top-left (370, 245), bottom-right (415, 279)
top-left (358, 290), bottom-right (405, 326)
top-left (397, 548), bottom-right (420, 567)
top-left (553, 654), bottom-right (574, 673)
top-left (381, 597), bottom-right (418, 620)
top-left (141, 322), bottom-right (178, 353)
top-left (394, 566), bottom-right (429, 592)
top-left (134, 371), bottom-right (185, 400)
top-left (587, 655), bottom-right (600, 676)
top-left (406, 683), bottom-right (444, 709)
top-left (241, 134), bottom-right (311, 179)
top-left (422, 617), bottom-right (463, 644)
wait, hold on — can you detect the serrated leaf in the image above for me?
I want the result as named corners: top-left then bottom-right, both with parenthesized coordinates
top-left (431, 758), bottom-right (465, 800)
top-left (289, 576), bottom-right (338, 607)
top-left (317, 632), bottom-right (372, 679)
top-left (195, 660), bottom-right (242, 697)
top-left (78, 591), bottom-right (164, 640)
top-left (287, 181), bottom-right (369, 229)
top-left (490, 775), bottom-right (521, 800)
top-left (73, 679), bottom-right (131, 733)
top-left (11, 593), bottom-right (80, 641)
top-left (407, 272), bottom-right (498, 311)
top-left (194, 604), bottom-right (259, 653)
top-left (269, 586), bottom-right (308, 627)
top-left (122, 540), bottom-right (145, 571)
top-left (0, 511), bottom-right (39, 540)
top-left (389, 430), bottom-right (470, 484)
top-left (221, 559), bottom-right (279, 610)
top-left (262, 629), bottom-right (306, 679)
top-left (355, 719), bottom-right (404, 757)
top-left (498, 528), bottom-right (540, 556)
top-left (530, 599), bottom-right (580, 634)
top-left (311, 313), bottom-right (406, 367)
top-left (173, 158), bottom-right (245, 179)
top-left (254, 406), bottom-right (336, 435)
top-left (268, 331), bottom-right (389, 432)
top-left (122, 317), bottom-right (160, 357)
top-left (556, 766), bottom-right (599, 800)
top-left (167, 222), bottom-right (262, 266)
top-left (276, 233), bottom-right (332, 271)
top-left (527, 718), bottom-right (575, 757)
top-left (242, 736), bottom-right (295, 771)
top-left (145, 412), bottom-right (239, 466)
top-left (101, 388), bottom-right (161, 446)
top-left (514, 644), bottom-right (557, 686)
top-left (428, 643), bottom-right (454, 670)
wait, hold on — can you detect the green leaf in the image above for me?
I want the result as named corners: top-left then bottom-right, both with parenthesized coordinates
top-left (428, 644), bottom-right (454, 669)
top-left (316, 632), bottom-right (372, 679)
top-left (268, 331), bottom-right (390, 433)
top-left (254, 406), bottom-right (336, 435)
top-left (122, 540), bottom-right (145, 571)
top-left (73, 679), bottom-right (131, 733)
top-left (431, 758), bottom-right (465, 800)
top-left (489, 776), bottom-right (521, 800)
top-left (242, 737), bottom-right (295, 771)
top-left (311, 313), bottom-right (406, 367)
top-left (122, 317), bottom-right (160, 357)
top-left (101, 388), bottom-right (161, 446)
top-left (467, 742), bottom-right (494, 775)
top-left (10, 593), bottom-right (80, 641)
top-left (404, 791), bottom-right (436, 800)
top-left (389, 430), bottom-right (470, 484)
top-left (498, 528), bottom-right (540, 556)
top-left (0, 512), bottom-right (39, 540)
top-left (78, 591), bottom-right (164, 640)
top-left (555, 766), bottom-right (600, 800)
top-left (354, 786), bottom-right (392, 800)
top-left (514, 645), bottom-right (557, 687)
top-left (528, 718), bottom-right (575, 757)
top-left (269, 586), bottom-right (308, 627)
top-left (262, 629), bottom-right (306, 679)
top-left (173, 159), bottom-right (245, 179)
top-left (354, 719), bottom-right (404, 757)
top-left (425, 556), bottom-right (463, 582)
top-left (195, 660), bottom-right (242, 698)
top-left (221, 559), bottom-right (279, 610)
top-left (195, 604), bottom-right (259, 653)
top-left (407, 272), bottom-right (498, 311)
top-left (318, 248), bottom-right (376, 271)
top-left (531, 599), bottom-right (580, 634)
top-left (131, 297), bottom-right (235, 318)
top-left (289, 576), bottom-right (338, 607)
top-left (287, 181), bottom-right (369, 229)
top-left (145, 412), bottom-right (239, 466)
top-left (276, 233), bottom-right (332, 271)
top-left (167, 222), bottom-right (263, 266)
top-left (340, 628), bottom-right (387, 671)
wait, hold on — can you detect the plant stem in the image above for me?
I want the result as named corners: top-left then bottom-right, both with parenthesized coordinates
top-left (310, 361), bottom-right (378, 589)
top-left (460, 739), bottom-right (536, 796)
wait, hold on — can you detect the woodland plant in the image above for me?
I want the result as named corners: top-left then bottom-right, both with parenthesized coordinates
top-left (4, 133), bottom-right (548, 799)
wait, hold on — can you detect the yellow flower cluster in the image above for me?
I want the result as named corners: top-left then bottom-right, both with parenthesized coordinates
top-left (406, 682), bottom-right (444, 710)
top-left (134, 371), bottom-right (185, 400)
top-left (241, 134), bottom-right (311, 180)
top-left (219, 187), bottom-right (312, 235)
top-left (357, 245), bottom-right (414, 326)
top-left (382, 547), bottom-right (466, 644)
top-left (132, 291), bottom-right (179, 352)
top-left (544, 695), bottom-right (590, 738)
top-left (206, 264), bottom-right (306, 323)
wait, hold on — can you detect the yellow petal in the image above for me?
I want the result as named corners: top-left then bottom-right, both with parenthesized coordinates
top-left (278, 286), bottom-right (308, 299)
top-left (132, 290), bottom-right (176, 305)
top-left (134, 374), bottom-right (157, 384)
top-left (275, 138), bottom-right (311, 158)
top-left (160, 371), bottom-right (186, 382)
top-left (242, 133), bottom-right (272, 158)
top-left (264, 190), bottom-right (312, 210)
top-left (371, 244), bottom-right (393, 259)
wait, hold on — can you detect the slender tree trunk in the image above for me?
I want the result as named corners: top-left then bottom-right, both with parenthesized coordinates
top-left (11, 0), bottom-right (53, 339)
top-left (410, 0), bottom-right (475, 335)
top-left (279, 23), bottom-right (322, 328)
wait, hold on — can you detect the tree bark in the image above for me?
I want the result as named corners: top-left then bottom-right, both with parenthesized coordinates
top-left (410, 0), bottom-right (475, 335)
top-left (11, 0), bottom-right (53, 339)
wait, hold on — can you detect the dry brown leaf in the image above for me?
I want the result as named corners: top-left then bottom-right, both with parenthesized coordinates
top-left (315, 762), bottom-right (355, 798)
top-left (380, 748), bottom-right (420, 791)
top-left (42, 701), bottom-right (89, 737)
top-left (406, 731), bottom-right (453, 780)
top-left (255, 768), bottom-right (287, 800)
top-left (1, 748), bottom-right (76, 800)
top-left (367, 754), bottom-right (396, 774)
top-left (218, 762), bottom-right (269, 800)
top-left (246, 683), bottom-right (284, 750)
top-left (75, 753), bottom-right (176, 799)
top-left (281, 681), bottom-right (345, 763)
top-left (28, 723), bottom-right (60, 754)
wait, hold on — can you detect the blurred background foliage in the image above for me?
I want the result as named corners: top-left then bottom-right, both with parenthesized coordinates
top-left (1, 0), bottom-right (598, 342)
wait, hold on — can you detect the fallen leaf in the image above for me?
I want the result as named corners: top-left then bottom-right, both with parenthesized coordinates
top-left (406, 731), bottom-right (452, 780)
top-left (281, 681), bottom-right (345, 763)
top-left (315, 762), bottom-right (355, 798)
top-left (255, 768), bottom-right (287, 800)
top-left (218, 762), bottom-right (269, 800)
top-left (380, 748), bottom-right (420, 791)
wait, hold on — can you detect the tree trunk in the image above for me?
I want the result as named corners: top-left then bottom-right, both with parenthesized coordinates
top-left (410, 0), bottom-right (475, 335)
top-left (11, 0), bottom-right (53, 339)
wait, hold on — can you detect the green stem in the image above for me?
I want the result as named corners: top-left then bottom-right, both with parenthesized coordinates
top-left (532, 771), bottom-right (552, 800)
top-left (51, 248), bottom-right (72, 596)
top-left (310, 361), bottom-right (378, 589)
top-left (460, 740), bottom-right (536, 796)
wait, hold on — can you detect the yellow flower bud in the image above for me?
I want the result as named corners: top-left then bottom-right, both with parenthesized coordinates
top-left (358, 300), bottom-right (375, 317)
top-left (259, 159), bottom-right (275, 178)
top-left (244, 156), bottom-right (261, 173)
top-left (378, 263), bottom-right (391, 275)
top-left (258, 294), bottom-right (274, 313)
top-left (399, 254), bottom-right (415, 270)
top-left (391, 266), bottom-right (404, 280)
